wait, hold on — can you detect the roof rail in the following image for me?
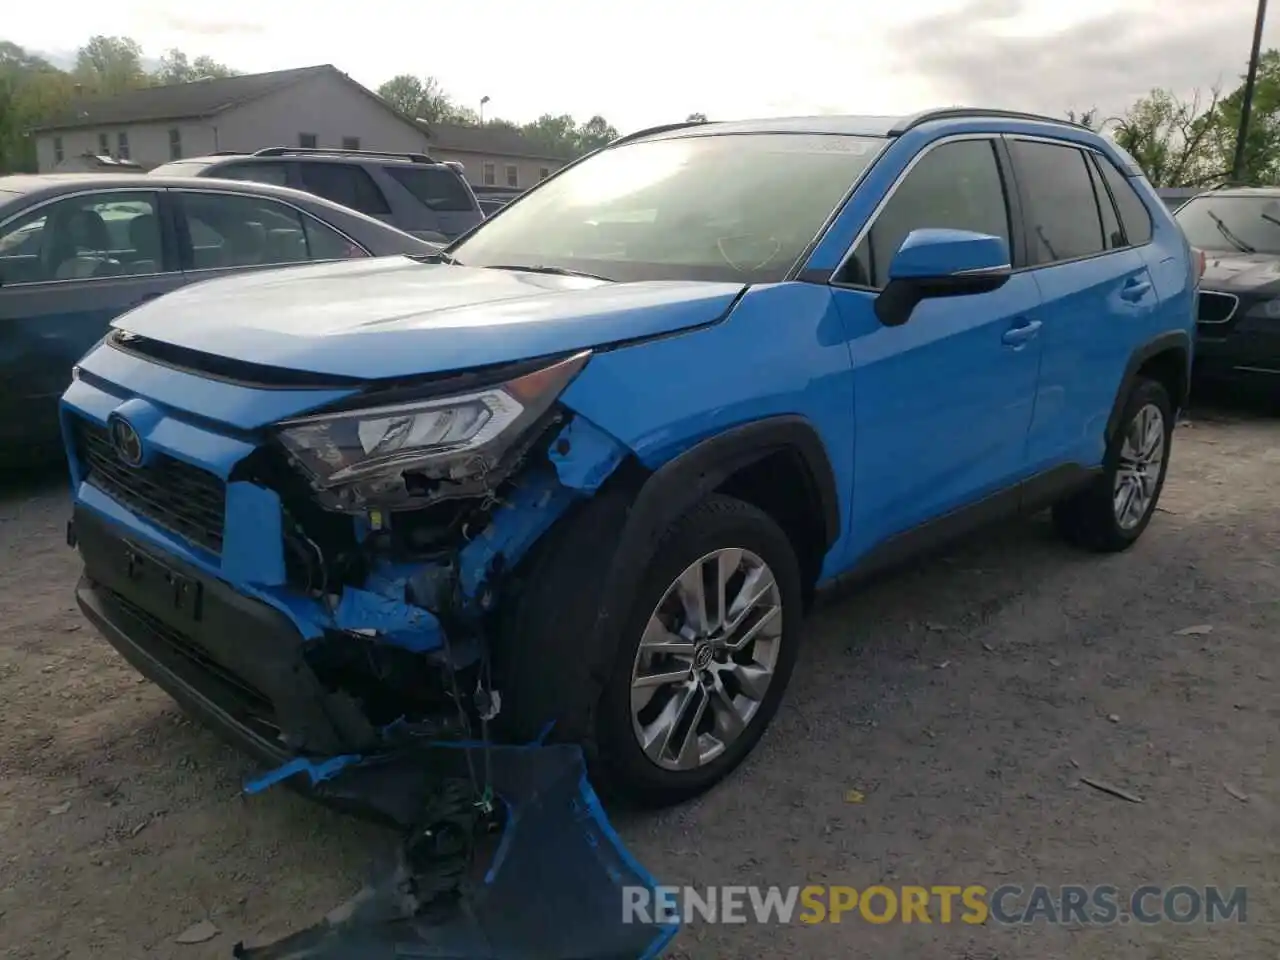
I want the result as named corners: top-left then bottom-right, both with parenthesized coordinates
top-left (608, 119), bottom-right (711, 148)
top-left (251, 146), bottom-right (437, 164)
top-left (888, 108), bottom-right (1089, 136)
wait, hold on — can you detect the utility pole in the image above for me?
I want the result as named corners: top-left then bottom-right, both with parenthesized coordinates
top-left (1232, 0), bottom-right (1269, 182)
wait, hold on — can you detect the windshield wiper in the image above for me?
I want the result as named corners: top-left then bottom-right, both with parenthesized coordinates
top-left (409, 251), bottom-right (461, 264)
top-left (1261, 211), bottom-right (1280, 230)
top-left (1206, 210), bottom-right (1256, 253)
top-left (485, 263), bottom-right (613, 282)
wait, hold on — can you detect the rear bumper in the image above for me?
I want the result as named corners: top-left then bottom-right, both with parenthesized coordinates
top-left (72, 505), bottom-right (379, 762)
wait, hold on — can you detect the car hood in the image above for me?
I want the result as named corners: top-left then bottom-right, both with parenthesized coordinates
top-left (1200, 250), bottom-right (1280, 296)
top-left (112, 257), bottom-right (746, 380)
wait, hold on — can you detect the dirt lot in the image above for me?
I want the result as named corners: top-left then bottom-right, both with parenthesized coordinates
top-left (1, 398), bottom-right (1277, 960)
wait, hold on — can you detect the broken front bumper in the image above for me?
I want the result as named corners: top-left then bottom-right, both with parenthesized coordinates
top-left (73, 504), bottom-right (383, 772)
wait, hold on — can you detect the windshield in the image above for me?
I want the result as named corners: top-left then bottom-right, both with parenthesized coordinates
top-left (1174, 195), bottom-right (1280, 254)
top-left (149, 160), bottom-right (215, 177)
top-left (449, 132), bottom-right (885, 283)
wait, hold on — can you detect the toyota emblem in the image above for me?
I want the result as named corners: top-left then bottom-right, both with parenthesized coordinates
top-left (109, 415), bottom-right (144, 467)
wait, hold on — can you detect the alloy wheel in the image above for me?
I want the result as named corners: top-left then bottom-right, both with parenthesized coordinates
top-left (629, 548), bottom-right (784, 771)
top-left (1113, 402), bottom-right (1165, 530)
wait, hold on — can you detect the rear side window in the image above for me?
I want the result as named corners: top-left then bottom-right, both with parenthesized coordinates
top-left (298, 163), bottom-right (391, 216)
top-left (1095, 156), bottom-right (1154, 245)
top-left (383, 165), bottom-right (476, 212)
top-left (1010, 140), bottom-right (1105, 264)
top-left (212, 161), bottom-right (291, 186)
top-left (1084, 155), bottom-right (1125, 250)
top-left (844, 138), bottom-right (1010, 288)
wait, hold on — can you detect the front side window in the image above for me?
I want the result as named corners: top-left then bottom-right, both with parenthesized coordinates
top-left (298, 162), bottom-right (391, 216)
top-left (0, 192), bottom-right (165, 285)
top-left (178, 191), bottom-right (364, 269)
top-left (1174, 195), bottom-right (1280, 255)
top-left (1009, 139), bottom-right (1106, 265)
top-left (1095, 157), bottom-right (1153, 245)
top-left (843, 138), bottom-right (1010, 288)
top-left (451, 132), bottom-right (885, 283)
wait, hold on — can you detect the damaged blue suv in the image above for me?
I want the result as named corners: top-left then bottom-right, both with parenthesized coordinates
top-left (62, 109), bottom-right (1196, 807)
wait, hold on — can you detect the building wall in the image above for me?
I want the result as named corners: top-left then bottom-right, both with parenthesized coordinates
top-left (216, 72), bottom-right (432, 155)
top-left (429, 148), bottom-right (564, 191)
top-left (35, 122), bottom-right (216, 172)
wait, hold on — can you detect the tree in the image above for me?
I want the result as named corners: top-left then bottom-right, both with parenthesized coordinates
top-left (376, 74), bottom-right (456, 124)
top-left (74, 35), bottom-right (147, 95)
top-left (154, 48), bottom-right (237, 85)
top-left (575, 115), bottom-right (619, 153)
top-left (1206, 49), bottom-right (1280, 185)
top-left (0, 41), bottom-right (75, 173)
top-left (1109, 88), bottom-right (1222, 187)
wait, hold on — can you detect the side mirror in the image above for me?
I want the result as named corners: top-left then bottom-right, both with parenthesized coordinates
top-left (874, 228), bottom-right (1012, 327)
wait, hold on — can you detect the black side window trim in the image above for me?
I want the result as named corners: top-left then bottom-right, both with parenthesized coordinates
top-left (1090, 151), bottom-right (1155, 249)
top-left (828, 135), bottom-right (1021, 292)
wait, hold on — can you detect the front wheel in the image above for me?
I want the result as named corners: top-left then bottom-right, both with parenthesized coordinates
top-left (1052, 377), bottom-right (1174, 552)
top-left (593, 495), bottom-right (804, 806)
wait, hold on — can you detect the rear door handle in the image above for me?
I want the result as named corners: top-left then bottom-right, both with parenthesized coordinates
top-left (1001, 319), bottom-right (1042, 346)
top-left (1120, 278), bottom-right (1153, 302)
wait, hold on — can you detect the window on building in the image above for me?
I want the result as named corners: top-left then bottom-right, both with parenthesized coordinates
top-left (168, 128), bottom-right (182, 161)
top-left (98, 133), bottom-right (109, 155)
top-left (843, 139), bottom-right (1010, 288)
top-left (53, 137), bottom-right (64, 164)
top-left (482, 162), bottom-right (496, 186)
top-left (299, 132), bottom-right (318, 149)
top-left (341, 136), bottom-right (361, 150)
top-left (505, 164), bottom-right (519, 188)
top-left (297, 162), bottom-right (392, 216)
top-left (539, 167), bottom-right (551, 181)
top-left (116, 132), bottom-right (130, 160)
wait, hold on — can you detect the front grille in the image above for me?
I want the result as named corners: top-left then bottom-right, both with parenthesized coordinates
top-left (73, 417), bottom-right (227, 554)
top-left (1197, 290), bottom-right (1239, 325)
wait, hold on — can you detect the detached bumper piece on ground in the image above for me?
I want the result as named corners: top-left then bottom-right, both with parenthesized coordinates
top-left (233, 742), bottom-right (679, 960)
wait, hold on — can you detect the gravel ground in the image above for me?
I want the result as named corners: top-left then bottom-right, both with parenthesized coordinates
top-left (1, 396), bottom-right (1276, 960)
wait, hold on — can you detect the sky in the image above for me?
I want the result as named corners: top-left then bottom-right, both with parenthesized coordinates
top-left (7, 0), bottom-right (1280, 131)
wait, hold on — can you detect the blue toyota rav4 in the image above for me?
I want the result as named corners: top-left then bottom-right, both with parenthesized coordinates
top-left (62, 109), bottom-right (1196, 807)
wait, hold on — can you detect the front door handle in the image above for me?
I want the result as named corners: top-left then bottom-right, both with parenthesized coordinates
top-left (1120, 278), bottom-right (1153, 302)
top-left (1001, 319), bottom-right (1042, 346)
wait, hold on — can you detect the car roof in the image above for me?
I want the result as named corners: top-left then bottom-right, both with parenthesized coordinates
top-left (625, 108), bottom-right (1140, 174)
top-left (171, 152), bottom-right (439, 167)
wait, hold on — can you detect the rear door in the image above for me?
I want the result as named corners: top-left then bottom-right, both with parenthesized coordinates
top-left (0, 189), bottom-right (183, 444)
top-left (1008, 138), bottom-right (1162, 471)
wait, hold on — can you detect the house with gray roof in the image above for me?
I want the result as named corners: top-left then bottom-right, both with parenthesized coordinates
top-left (30, 64), bottom-right (570, 190)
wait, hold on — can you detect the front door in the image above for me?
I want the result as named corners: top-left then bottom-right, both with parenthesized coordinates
top-left (0, 189), bottom-right (184, 447)
top-left (827, 136), bottom-right (1044, 559)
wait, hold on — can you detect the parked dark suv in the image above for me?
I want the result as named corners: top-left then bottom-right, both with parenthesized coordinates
top-left (151, 147), bottom-right (484, 242)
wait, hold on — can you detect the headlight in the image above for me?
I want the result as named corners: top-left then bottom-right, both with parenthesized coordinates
top-left (277, 350), bottom-right (590, 505)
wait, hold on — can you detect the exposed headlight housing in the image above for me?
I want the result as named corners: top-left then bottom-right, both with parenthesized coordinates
top-left (277, 350), bottom-right (590, 510)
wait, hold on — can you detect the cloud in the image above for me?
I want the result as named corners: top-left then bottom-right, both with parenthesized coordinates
top-left (155, 15), bottom-right (265, 36)
top-left (889, 0), bottom-right (1270, 118)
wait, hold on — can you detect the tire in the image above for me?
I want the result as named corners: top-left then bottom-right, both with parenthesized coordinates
top-left (593, 494), bottom-right (804, 806)
top-left (1052, 377), bottom-right (1174, 552)
top-left (494, 491), bottom-right (804, 808)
